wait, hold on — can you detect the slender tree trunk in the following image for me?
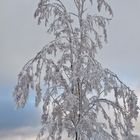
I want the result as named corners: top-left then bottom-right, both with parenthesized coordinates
top-left (75, 131), bottom-right (78, 140)
top-left (75, 2), bottom-right (84, 140)
top-left (75, 131), bottom-right (80, 140)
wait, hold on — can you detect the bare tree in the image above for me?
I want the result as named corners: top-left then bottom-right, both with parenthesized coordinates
top-left (13, 0), bottom-right (139, 140)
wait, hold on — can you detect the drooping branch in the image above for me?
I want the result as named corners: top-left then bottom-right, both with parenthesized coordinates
top-left (13, 0), bottom-right (139, 140)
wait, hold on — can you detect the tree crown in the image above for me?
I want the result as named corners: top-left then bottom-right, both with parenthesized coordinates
top-left (13, 0), bottom-right (139, 140)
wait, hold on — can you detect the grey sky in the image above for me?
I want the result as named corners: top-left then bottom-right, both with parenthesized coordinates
top-left (0, 0), bottom-right (140, 139)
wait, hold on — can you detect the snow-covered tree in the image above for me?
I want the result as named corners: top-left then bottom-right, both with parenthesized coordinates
top-left (13, 0), bottom-right (139, 140)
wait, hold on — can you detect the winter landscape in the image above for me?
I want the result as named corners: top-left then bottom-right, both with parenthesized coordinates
top-left (0, 0), bottom-right (140, 140)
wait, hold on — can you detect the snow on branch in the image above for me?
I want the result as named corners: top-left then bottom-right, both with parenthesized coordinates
top-left (13, 0), bottom-right (139, 140)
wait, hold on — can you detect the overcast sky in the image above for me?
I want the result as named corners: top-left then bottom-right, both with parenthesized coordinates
top-left (0, 0), bottom-right (140, 139)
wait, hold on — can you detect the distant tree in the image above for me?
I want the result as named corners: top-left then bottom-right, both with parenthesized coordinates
top-left (13, 0), bottom-right (139, 140)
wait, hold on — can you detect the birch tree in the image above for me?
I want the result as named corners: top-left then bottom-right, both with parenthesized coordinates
top-left (13, 0), bottom-right (139, 140)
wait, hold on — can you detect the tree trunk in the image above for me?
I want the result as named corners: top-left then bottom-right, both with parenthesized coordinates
top-left (75, 131), bottom-right (78, 140)
top-left (75, 132), bottom-right (81, 140)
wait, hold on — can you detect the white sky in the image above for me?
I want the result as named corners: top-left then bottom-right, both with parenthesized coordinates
top-left (0, 0), bottom-right (140, 139)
